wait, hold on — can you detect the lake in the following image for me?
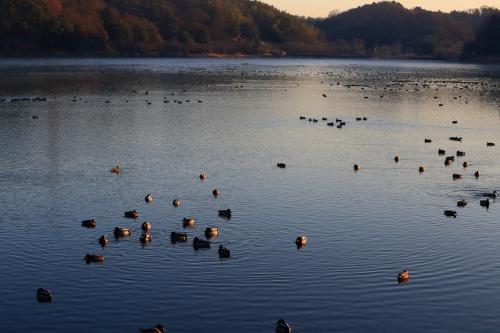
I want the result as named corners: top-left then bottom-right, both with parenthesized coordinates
top-left (0, 58), bottom-right (500, 333)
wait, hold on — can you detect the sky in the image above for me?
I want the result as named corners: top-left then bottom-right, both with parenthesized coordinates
top-left (261, 0), bottom-right (500, 17)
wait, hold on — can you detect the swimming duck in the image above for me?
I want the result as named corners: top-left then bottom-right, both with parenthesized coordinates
top-left (363, 117), bottom-right (368, 121)
top-left (218, 245), bottom-right (231, 259)
top-left (98, 235), bottom-right (108, 247)
top-left (456, 151), bottom-right (466, 157)
top-left (140, 234), bottom-right (152, 244)
top-left (145, 194), bottom-right (153, 204)
top-left (424, 139), bottom-right (432, 143)
top-left (296, 235), bottom-right (307, 248)
top-left (299, 116), bottom-right (306, 120)
top-left (114, 227), bottom-right (131, 238)
top-left (452, 120), bottom-right (458, 124)
top-left (81, 219), bottom-right (96, 228)
top-left (354, 164), bottom-right (362, 171)
top-left (480, 199), bottom-right (490, 208)
top-left (419, 166), bottom-right (426, 173)
top-left (212, 189), bottom-right (219, 197)
top-left (484, 191), bottom-right (497, 198)
top-left (312, 119), bottom-right (318, 123)
top-left (444, 210), bottom-right (457, 218)
top-left (85, 254), bottom-right (105, 263)
top-left (463, 161), bottom-right (471, 168)
top-left (205, 227), bottom-right (220, 238)
top-left (322, 117), bottom-right (327, 121)
top-left (487, 142), bottom-right (495, 147)
top-left (142, 222), bottom-right (151, 232)
top-left (139, 324), bottom-right (165, 333)
top-left (394, 156), bottom-right (400, 163)
top-left (183, 217), bottom-right (196, 228)
top-left (356, 117), bottom-right (362, 121)
top-left (275, 319), bottom-right (292, 333)
top-left (457, 200), bottom-right (467, 207)
top-left (438, 149), bottom-right (446, 155)
top-left (453, 174), bottom-right (463, 180)
top-left (173, 199), bottom-right (181, 207)
top-left (193, 237), bottom-right (210, 250)
top-left (199, 173), bottom-right (207, 180)
top-left (397, 270), bottom-right (410, 282)
top-left (327, 122), bottom-right (334, 127)
top-left (111, 166), bottom-right (120, 174)
top-left (171, 231), bottom-right (188, 243)
top-left (124, 210), bottom-right (139, 219)
top-left (277, 163), bottom-right (286, 168)
top-left (218, 209), bottom-right (232, 218)
top-left (322, 94), bottom-right (327, 98)
top-left (450, 137), bottom-right (463, 142)
top-left (37, 288), bottom-right (53, 303)
top-left (474, 170), bottom-right (480, 178)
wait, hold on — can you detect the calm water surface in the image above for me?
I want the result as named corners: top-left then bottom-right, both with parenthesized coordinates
top-left (1, 58), bottom-right (500, 332)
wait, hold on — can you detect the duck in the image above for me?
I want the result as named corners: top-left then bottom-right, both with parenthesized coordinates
top-left (457, 200), bottom-right (467, 207)
top-left (277, 163), bottom-right (286, 168)
top-left (275, 319), bottom-right (292, 333)
top-left (81, 219), bottom-right (96, 228)
top-left (397, 270), bottom-right (410, 282)
top-left (193, 237), bottom-right (210, 250)
top-left (172, 199), bottom-right (182, 207)
top-left (463, 161), bottom-right (471, 168)
top-left (218, 245), bottom-right (231, 258)
top-left (444, 210), bottom-right (457, 218)
top-left (85, 254), bottom-right (105, 263)
top-left (140, 324), bottom-right (165, 333)
top-left (296, 235), bottom-right (307, 248)
top-left (111, 166), bottom-right (121, 174)
top-left (98, 235), bottom-right (108, 247)
top-left (363, 117), bottom-right (368, 121)
top-left (199, 173), bottom-right (207, 180)
top-left (299, 116), bottom-right (306, 120)
top-left (424, 139), bottom-right (432, 143)
top-left (183, 217), bottom-right (196, 228)
top-left (394, 156), bottom-right (400, 163)
top-left (484, 191), bottom-right (497, 199)
top-left (419, 166), bottom-right (426, 173)
top-left (171, 231), bottom-right (188, 243)
top-left (212, 189), bottom-right (219, 197)
top-left (322, 117), bottom-right (328, 121)
top-left (140, 234), bottom-right (152, 244)
top-left (144, 194), bottom-right (153, 204)
top-left (218, 209), bottom-right (232, 218)
top-left (456, 151), bottom-right (466, 157)
top-left (114, 227), bottom-right (131, 238)
top-left (438, 149), bottom-right (446, 155)
top-left (475, 170), bottom-right (480, 178)
top-left (356, 117), bottom-right (362, 121)
top-left (354, 164), bottom-right (362, 171)
top-left (205, 227), bottom-right (220, 238)
top-left (322, 94), bottom-right (327, 98)
top-left (124, 210), bottom-right (139, 219)
top-left (480, 199), bottom-right (490, 208)
top-left (450, 136), bottom-right (463, 142)
top-left (453, 174), bottom-right (463, 180)
top-left (487, 142), bottom-right (495, 147)
top-left (312, 119), bottom-right (318, 123)
top-left (141, 222), bottom-right (151, 232)
top-left (36, 288), bottom-right (53, 303)
top-left (327, 122), bottom-right (334, 127)
top-left (452, 120), bottom-right (458, 124)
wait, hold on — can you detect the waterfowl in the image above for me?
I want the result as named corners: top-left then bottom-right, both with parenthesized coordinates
top-left (114, 227), bottom-right (131, 238)
top-left (98, 235), bottom-right (108, 247)
top-left (173, 199), bottom-right (182, 207)
top-left (397, 270), bottom-right (410, 282)
top-left (487, 142), bottom-right (495, 147)
top-left (183, 217), bottom-right (196, 228)
top-left (480, 199), bottom-right (490, 208)
top-left (337, 124), bottom-right (343, 129)
top-left (463, 161), bottom-right (471, 168)
top-left (424, 139), bottom-right (432, 143)
top-left (199, 173), bottom-right (207, 180)
top-left (457, 200), bottom-right (467, 207)
top-left (205, 227), bottom-right (220, 238)
top-left (484, 191), bottom-right (497, 199)
top-left (312, 119), bottom-right (318, 123)
top-left (212, 189), bottom-right (219, 197)
top-left (419, 166), bottom-right (426, 173)
top-left (218, 209), bottom-right (232, 218)
top-left (453, 174), bottom-right (463, 180)
top-left (354, 164), bottom-right (362, 171)
top-left (475, 170), bottom-right (480, 178)
top-left (124, 210), bottom-right (139, 219)
top-left (438, 149), bottom-right (446, 155)
top-left (275, 319), bottom-right (292, 333)
top-left (322, 94), bottom-right (327, 97)
top-left (452, 120), bottom-right (458, 124)
top-left (81, 219), bottom-right (96, 228)
top-left (296, 235), bottom-right (307, 248)
top-left (356, 117), bottom-right (362, 121)
top-left (85, 254), bottom-right (105, 263)
top-left (322, 117), bottom-right (327, 121)
top-left (141, 222), bottom-right (151, 232)
top-left (145, 194), bottom-right (153, 204)
top-left (37, 288), bottom-right (53, 303)
top-left (363, 117), bottom-right (368, 121)
top-left (111, 166), bottom-right (121, 174)
top-left (394, 156), bottom-right (400, 163)
top-left (32, 115), bottom-right (39, 119)
top-left (171, 231), bottom-right (188, 243)
top-left (336, 118), bottom-right (342, 123)
top-left (450, 136), bottom-right (463, 142)
top-left (140, 324), bottom-right (165, 333)
top-left (218, 245), bottom-right (231, 258)
top-left (193, 237), bottom-right (210, 250)
top-left (140, 234), bottom-right (152, 244)
top-left (444, 210), bottom-right (457, 218)
top-left (457, 151), bottom-right (466, 157)
top-left (277, 163), bottom-right (286, 168)
top-left (299, 116), bottom-right (306, 120)
top-left (327, 122), bottom-right (334, 126)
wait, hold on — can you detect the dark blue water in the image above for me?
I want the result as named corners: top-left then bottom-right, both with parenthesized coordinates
top-left (1, 58), bottom-right (500, 332)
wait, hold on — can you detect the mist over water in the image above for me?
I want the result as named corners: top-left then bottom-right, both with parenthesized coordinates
top-left (0, 58), bottom-right (500, 333)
